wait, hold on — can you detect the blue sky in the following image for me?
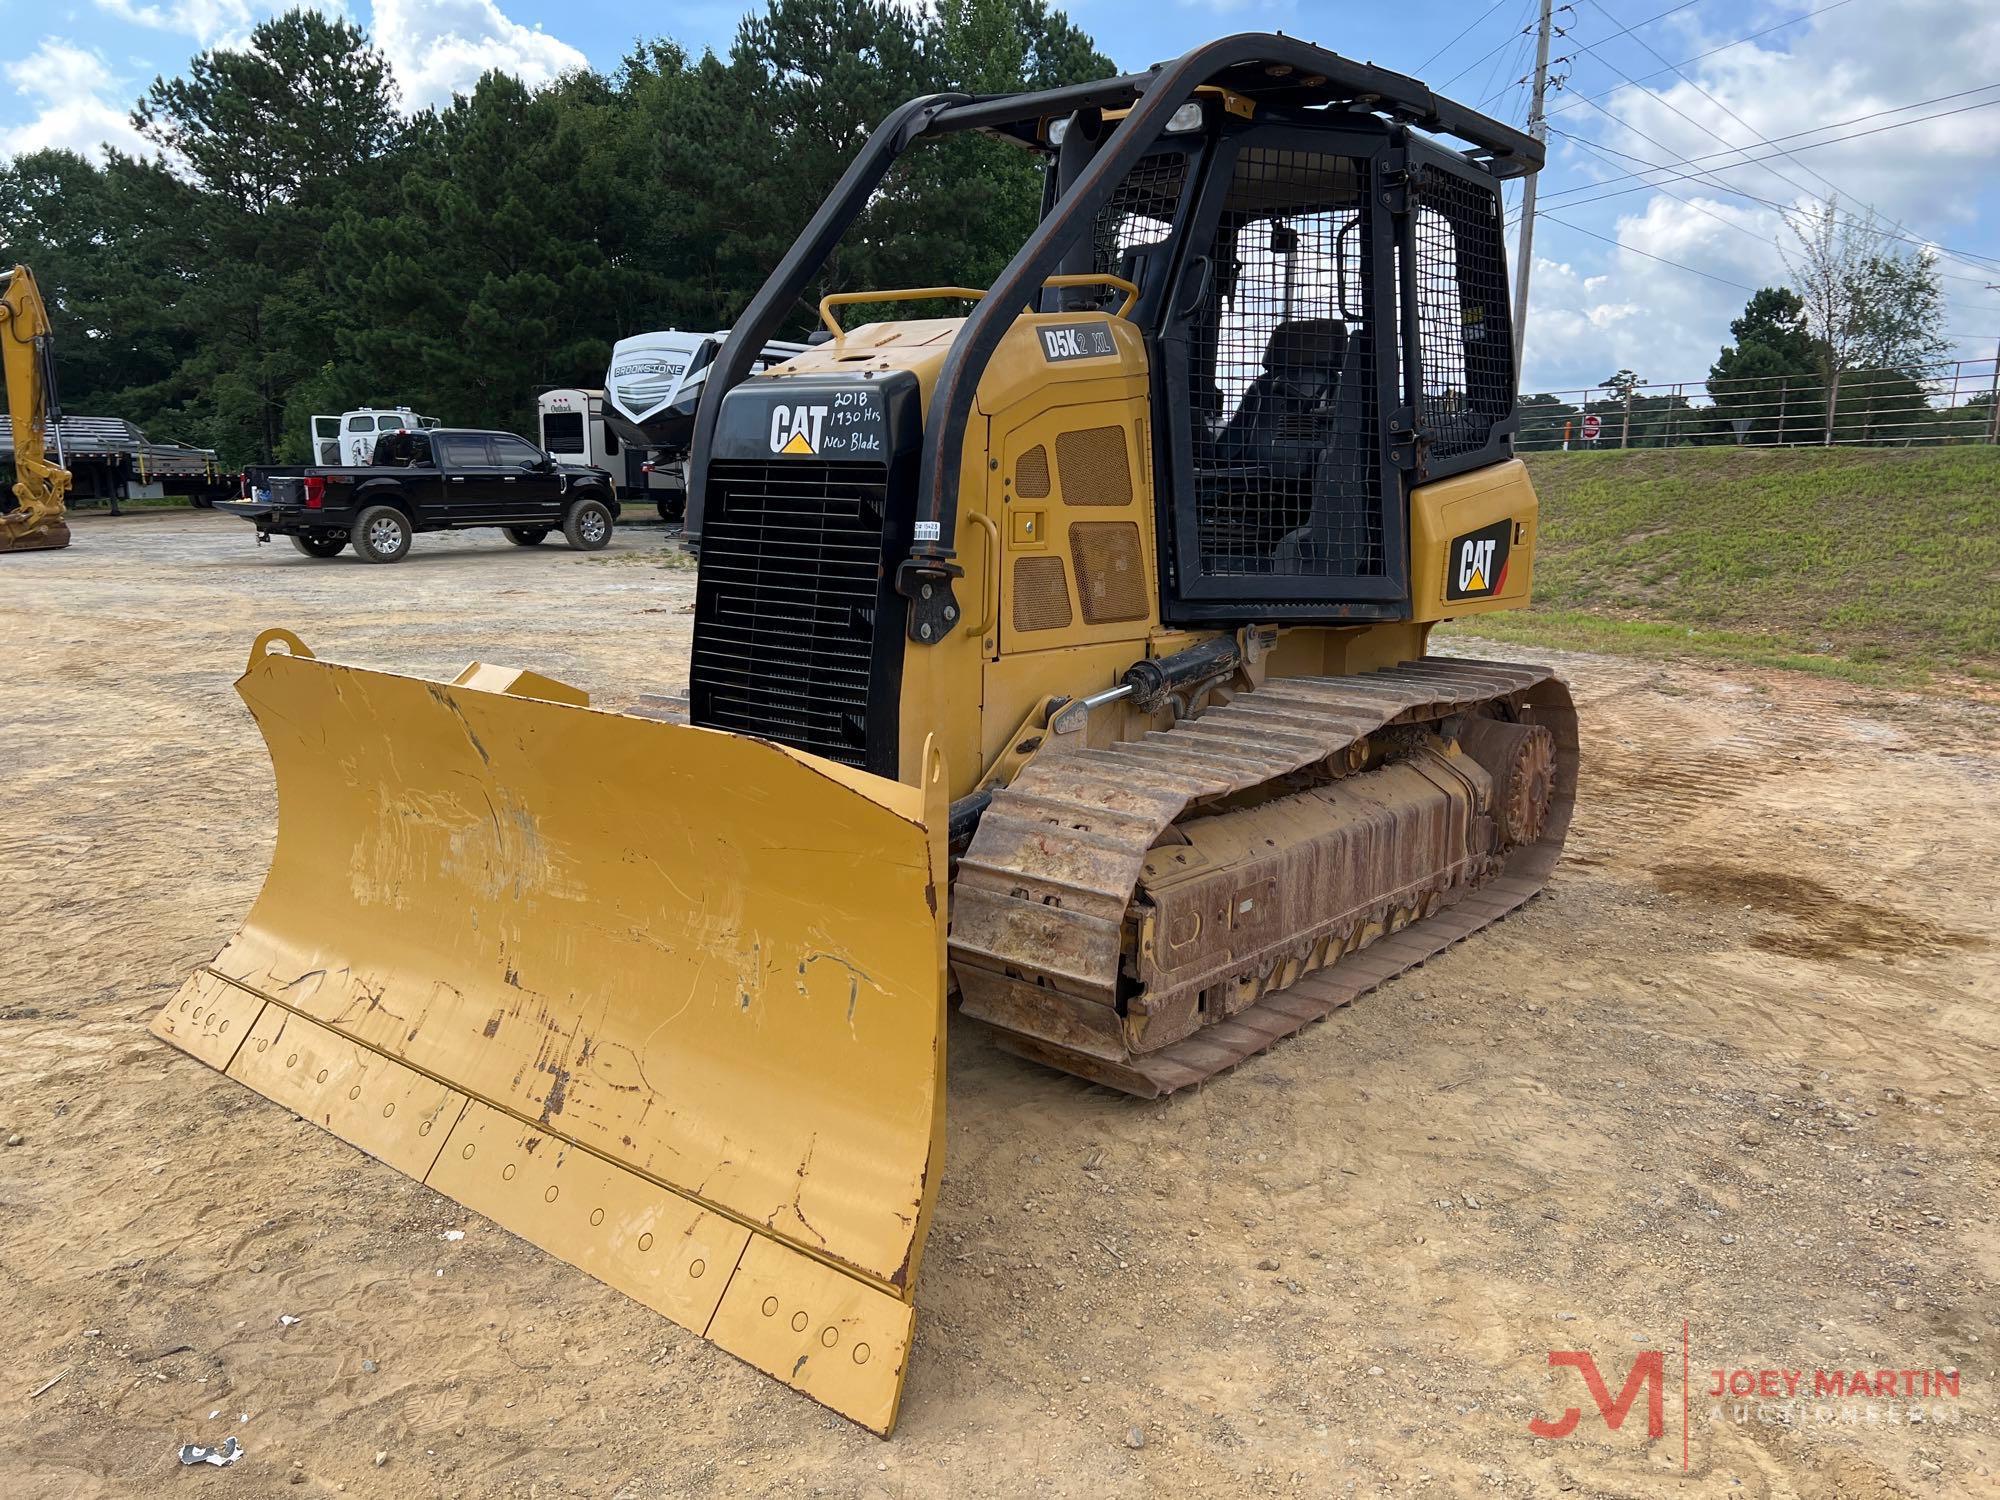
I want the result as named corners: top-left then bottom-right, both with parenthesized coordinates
top-left (5, 0), bottom-right (2000, 391)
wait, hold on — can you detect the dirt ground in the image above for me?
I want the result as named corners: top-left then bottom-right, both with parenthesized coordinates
top-left (2, 510), bottom-right (1993, 1498)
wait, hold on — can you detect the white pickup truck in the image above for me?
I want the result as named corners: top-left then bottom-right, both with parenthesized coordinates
top-left (309, 407), bottom-right (440, 466)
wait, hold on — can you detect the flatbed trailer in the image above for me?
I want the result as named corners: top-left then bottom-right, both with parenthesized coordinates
top-left (0, 415), bottom-right (236, 512)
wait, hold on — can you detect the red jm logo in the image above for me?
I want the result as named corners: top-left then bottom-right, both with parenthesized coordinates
top-left (1529, 1350), bottom-right (1667, 1441)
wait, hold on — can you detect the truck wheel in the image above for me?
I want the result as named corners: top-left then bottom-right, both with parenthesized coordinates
top-left (353, 505), bottom-right (413, 564)
top-left (656, 491), bottom-right (687, 524)
top-left (563, 497), bottom-right (614, 551)
top-left (290, 532), bottom-right (347, 559)
top-left (504, 526), bottom-right (549, 546)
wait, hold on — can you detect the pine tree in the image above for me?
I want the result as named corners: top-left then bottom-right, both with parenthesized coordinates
top-left (131, 9), bottom-right (405, 462)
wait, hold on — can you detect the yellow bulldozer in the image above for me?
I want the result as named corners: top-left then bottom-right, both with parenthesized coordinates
top-left (154, 36), bottom-right (1575, 1435)
top-left (1, 264), bottom-right (74, 553)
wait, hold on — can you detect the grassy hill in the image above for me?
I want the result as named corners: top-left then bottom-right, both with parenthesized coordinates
top-left (1441, 446), bottom-right (2000, 683)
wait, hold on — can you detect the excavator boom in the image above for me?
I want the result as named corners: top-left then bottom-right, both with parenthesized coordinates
top-left (1, 264), bottom-right (73, 554)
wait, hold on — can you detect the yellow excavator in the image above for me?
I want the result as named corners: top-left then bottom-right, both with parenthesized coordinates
top-left (154, 37), bottom-right (1575, 1435)
top-left (1, 264), bottom-right (73, 553)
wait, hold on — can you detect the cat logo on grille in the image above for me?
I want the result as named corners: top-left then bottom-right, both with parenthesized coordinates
top-left (769, 404), bottom-right (828, 455)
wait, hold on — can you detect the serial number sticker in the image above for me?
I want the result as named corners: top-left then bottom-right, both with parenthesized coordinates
top-left (914, 521), bottom-right (941, 542)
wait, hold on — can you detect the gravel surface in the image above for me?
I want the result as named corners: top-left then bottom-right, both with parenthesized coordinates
top-left (1, 509), bottom-right (1993, 1497)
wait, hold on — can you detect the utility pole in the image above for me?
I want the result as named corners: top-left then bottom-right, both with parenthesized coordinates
top-left (1510, 0), bottom-right (1556, 372)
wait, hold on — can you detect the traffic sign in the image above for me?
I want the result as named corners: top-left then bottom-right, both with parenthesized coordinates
top-left (1581, 413), bottom-right (1602, 442)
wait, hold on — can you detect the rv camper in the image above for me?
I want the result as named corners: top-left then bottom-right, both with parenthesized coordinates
top-left (535, 388), bottom-right (684, 517)
top-left (601, 331), bottom-right (810, 520)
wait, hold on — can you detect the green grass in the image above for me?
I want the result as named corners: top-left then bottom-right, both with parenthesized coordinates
top-left (1438, 446), bottom-right (2000, 684)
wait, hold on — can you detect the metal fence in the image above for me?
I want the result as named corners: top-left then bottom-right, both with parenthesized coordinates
top-left (1516, 357), bottom-right (2000, 452)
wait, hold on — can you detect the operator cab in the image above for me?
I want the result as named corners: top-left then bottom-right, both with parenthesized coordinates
top-left (1030, 87), bottom-right (1517, 617)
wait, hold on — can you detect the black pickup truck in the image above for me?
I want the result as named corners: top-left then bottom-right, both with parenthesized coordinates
top-left (231, 427), bottom-right (619, 563)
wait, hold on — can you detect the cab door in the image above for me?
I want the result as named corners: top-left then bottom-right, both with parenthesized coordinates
top-left (488, 433), bottom-right (565, 522)
top-left (433, 431), bottom-right (499, 520)
top-left (341, 413), bottom-right (376, 466)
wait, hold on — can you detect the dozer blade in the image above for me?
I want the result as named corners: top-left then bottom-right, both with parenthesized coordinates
top-left (153, 629), bottom-right (949, 1435)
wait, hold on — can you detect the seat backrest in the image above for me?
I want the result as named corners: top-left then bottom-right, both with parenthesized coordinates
top-left (1260, 318), bottom-right (1348, 398)
top-left (1215, 318), bottom-right (1349, 470)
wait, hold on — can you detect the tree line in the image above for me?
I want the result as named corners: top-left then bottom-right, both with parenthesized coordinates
top-left (1, 1), bottom-right (1108, 465)
top-left (1519, 199), bottom-right (1962, 451)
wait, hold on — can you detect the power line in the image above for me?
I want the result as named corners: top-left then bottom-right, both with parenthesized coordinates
top-left (1551, 127), bottom-right (1780, 253)
top-left (1485, 7), bottom-right (1548, 116)
top-left (1473, 6), bottom-right (1537, 110)
top-left (1584, 0), bottom-right (1852, 204)
top-left (1438, 0), bottom-right (1541, 94)
top-left (1560, 0), bottom-right (1704, 61)
top-left (1517, 94), bottom-right (2000, 299)
top-left (1561, 3), bottom-right (1842, 208)
top-left (1547, 0), bottom-right (1858, 121)
top-left (1413, 1), bottom-right (1521, 75)
top-left (1534, 89), bottom-right (2000, 207)
top-left (1551, 2), bottom-right (1997, 284)
top-left (1544, 125), bottom-right (2000, 283)
top-left (1538, 211), bottom-right (1758, 290)
top-left (1554, 89), bottom-right (1761, 209)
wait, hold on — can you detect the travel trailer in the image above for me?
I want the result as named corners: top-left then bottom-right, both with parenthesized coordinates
top-left (535, 387), bottom-right (687, 517)
top-left (601, 331), bottom-right (811, 519)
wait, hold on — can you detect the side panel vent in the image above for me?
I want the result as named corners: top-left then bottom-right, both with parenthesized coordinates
top-left (1016, 444), bottom-right (1051, 498)
top-left (1069, 522), bottom-right (1148, 624)
top-left (1054, 426), bottom-right (1131, 507)
top-left (1011, 556), bottom-right (1074, 633)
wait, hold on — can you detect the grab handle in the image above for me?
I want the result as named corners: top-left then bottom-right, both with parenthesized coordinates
top-left (963, 510), bottom-right (1001, 639)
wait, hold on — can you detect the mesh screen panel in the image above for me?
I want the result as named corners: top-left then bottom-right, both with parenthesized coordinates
top-left (1070, 521), bottom-right (1149, 623)
top-left (1054, 426), bottom-right (1131, 506)
top-left (1413, 164), bottom-right (1514, 460)
top-left (1016, 443), bottom-right (1051, 498)
top-left (1186, 148), bottom-right (1381, 580)
top-left (1090, 153), bottom-right (1191, 279)
top-left (1012, 555), bottom-right (1074, 632)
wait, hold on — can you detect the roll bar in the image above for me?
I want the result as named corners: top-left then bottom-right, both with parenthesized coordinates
top-left (686, 33), bottom-right (1544, 642)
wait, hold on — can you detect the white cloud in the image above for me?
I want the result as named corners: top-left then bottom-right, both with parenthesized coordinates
top-left (1, 39), bottom-right (151, 160)
top-left (369, 0), bottom-right (589, 111)
top-left (92, 0), bottom-right (265, 48)
top-left (1522, 193), bottom-right (1790, 394)
top-left (1520, 0), bottom-right (2000, 389)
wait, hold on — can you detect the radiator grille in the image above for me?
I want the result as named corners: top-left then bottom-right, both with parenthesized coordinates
top-left (1012, 555), bottom-right (1074, 632)
top-left (1070, 521), bottom-right (1148, 624)
top-left (692, 458), bottom-right (888, 768)
top-left (1016, 443), bottom-right (1051, 498)
top-left (1054, 426), bottom-right (1131, 506)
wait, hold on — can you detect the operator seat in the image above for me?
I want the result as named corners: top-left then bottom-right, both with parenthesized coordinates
top-left (1214, 317), bottom-right (1348, 479)
top-left (1276, 326), bottom-right (1379, 573)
